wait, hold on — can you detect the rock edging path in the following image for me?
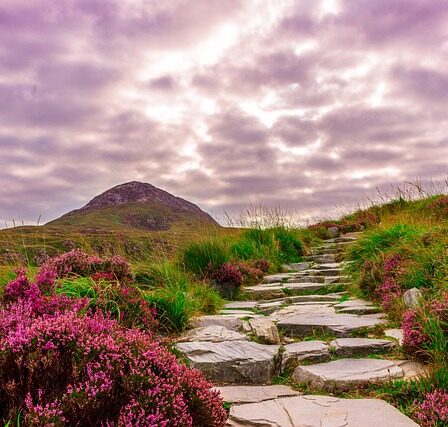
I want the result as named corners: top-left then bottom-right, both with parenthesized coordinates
top-left (176, 233), bottom-right (423, 426)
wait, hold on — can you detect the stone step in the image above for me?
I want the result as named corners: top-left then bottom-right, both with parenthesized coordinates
top-left (292, 358), bottom-right (404, 391)
top-left (276, 312), bottom-right (385, 338)
top-left (286, 275), bottom-right (326, 283)
top-left (308, 268), bottom-right (343, 277)
top-left (305, 255), bottom-right (337, 263)
top-left (226, 395), bottom-right (419, 426)
top-left (281, 340), bottom-right (330, 371)
top-left (330, 338), bottom-right (396, 356)
top-left (175, 340), bottom-right (280, 384)
top-left (178, 326), bottom-right (249, 343)
top-left (245, 282), bottom-right (346, 300)
top-left (283, 262), bottom-right (312, 272)
top-left (334, 299), bottom-right (381, 315)
top-left (264, 273), bottom-right (298, 283)
top-left (223, 301), bottom-right (258, 310)
top-left (323, 236), bottom-right (358, 244)
top-left (215, 385), bottom-right (300, 405)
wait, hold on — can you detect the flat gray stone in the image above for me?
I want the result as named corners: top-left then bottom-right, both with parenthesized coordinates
top-left (244, 284), bottom-right (285, 300)
top-left (264, 273), bottom-right (295, 283)
top-left (334, 299), bottom-right (381, 315)
top-left (215, 385), bottom-right (300, 404)
top-left (257, 301), bottom-right (284, 314)
top-left (249, 318), bottom-right (281, 344)
top-left (190, 315), bottom-right (243, 331)
top-left (282, 340), bottom-right (330, 371)
top-left (179, 326), bottom-right (249, 343)
top-left (277, 312), bottom-right (384, 337)
top-left (404, 288), bottom-right (422, 309)
top-left (293, 358), bottom-right (404, 391)
top-left (218, 310), bottom-right (258, 317)
top-left (283, 262), bottom-right (312, 271)
top-left (176, 341), bottom-right (280, 384)
top-left (227, 395), bottom-right (419, 427)
top-left (385, 328), bottom-right (404, 345)
top-left (330, 338), bottom-right (395, 356)
top-left (288, 275), bottom-right (326, 283)
top-left (223, 301), bottom-right (258, 310)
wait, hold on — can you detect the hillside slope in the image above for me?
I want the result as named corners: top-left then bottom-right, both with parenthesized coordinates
top-left (0, 181), bottom-right (223, 264)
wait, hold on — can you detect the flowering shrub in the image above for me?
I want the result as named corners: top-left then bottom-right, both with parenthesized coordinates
top-left (236, 262), bottom-right (263, 285)
top-left (0, 305), bottom-right (226, 426)
top-left (402, 309), bottom-right (430, 354)
top-left (412, 389), bottom-right (448, 427)
top-left (252, 259), bottom-right (270, 273)
top-left (42, 249), bottom-right (132, 283)
top-left (377, 253), bottom-right (403, 310)
top-left (209, 262), bottom-right (243, 299)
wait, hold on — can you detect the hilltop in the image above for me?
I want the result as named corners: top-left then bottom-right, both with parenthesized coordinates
top-left (0, 181), bottom-right (222, 264)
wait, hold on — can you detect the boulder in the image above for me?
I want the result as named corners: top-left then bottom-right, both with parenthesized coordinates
top-left (293, 358), bottom-right (403, 391)
top-left (327, 226), bottom-right (340, 238)
top-left (176, 341), bottom-right (280, 384)
top-left (249, 318), bottom-right (281, 344)
top-left (226, 395), bottom-right (419, 426)
top-left (385, 328), bottom-right (404, 345)
top-left (403, 288), bottom-right (422, 309)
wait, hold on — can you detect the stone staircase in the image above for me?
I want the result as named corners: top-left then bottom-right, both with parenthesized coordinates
top-left (176, 233), bottom-right (422, 426)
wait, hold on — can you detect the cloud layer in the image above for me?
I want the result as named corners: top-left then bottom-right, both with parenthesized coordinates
top-left (0, 0), bottom-right (447, 225)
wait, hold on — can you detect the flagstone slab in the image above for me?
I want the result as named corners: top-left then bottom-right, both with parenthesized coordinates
top-left (190, 315), bottom-right (244, 331)
top-left (215, 385), bottom-right (300, 404)
top-left (223, 301), bottom-right (258, 310)
top-left (226, 395), bottom-right (419, 427)
top-left (176, 341), bottom-right (280, 384)
top-left (249, 318), bottom-right (281, 344)
top-left (178, 326), bottom-right (249, 343)
top-left (330, 338), bottom-right (395, 356)
top-left (277, 312), bottom-right (385, 337)
top-left (293, 358), bottom-right (404, 391)
top-left (385, 328), bottom-right (404, 345)
top-left (281, 340), bottom-right (330, 371)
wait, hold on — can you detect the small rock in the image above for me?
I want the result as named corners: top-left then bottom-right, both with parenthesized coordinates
top-left (249, 318), bottom-right (281, 344)
top-left (327, 226), bottom-right (340, 238)
top-left (385, 328), bottom-right (404, 345)
top-left (403, 288), bottom-right (422, 309)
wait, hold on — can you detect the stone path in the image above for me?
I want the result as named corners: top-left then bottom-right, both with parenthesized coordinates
top-left (176, 232), bottom-right (423, 425)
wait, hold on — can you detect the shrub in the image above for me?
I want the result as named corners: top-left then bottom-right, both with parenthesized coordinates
top-left (252, 259), bottom-right (270, 273)
top-left (412, 389), bottom-right (448, 427)
top-left (42, 250), bottom-right (132, 283)
top-left (209, 262), bottom-right (243, 299)
top-left (236, 262), bottom-right (264, 285)
top-left (181, 239), bottom-right (230, 277)
top-left (0, 303), bottom-right (226, 426)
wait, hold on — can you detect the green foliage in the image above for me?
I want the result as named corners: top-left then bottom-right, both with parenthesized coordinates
top-left (230, 227), bottom-right (304, 269)
top-left (138, 261), bottom-right (223, 332)
top-left (181, 238), bottom-right (230, 276)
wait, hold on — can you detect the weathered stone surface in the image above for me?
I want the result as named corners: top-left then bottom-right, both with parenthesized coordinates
top-left (309, 268), bottom-right (343, 277)
top-left (293, 359), bottom-right (403, 390)
top-left (404, 288), bottom-right (422, 309)
top-left (190, 315), bottom-right (243, 331)
top-left (176, 341), bottom-right (280, 384)
top-left (289, 275), bottom-right (326, 283)
top-left (249, 318), bottom-right (281, 344)
top-left (178, 326), bottom-right (249, 343)
top-left (227, 395), bottom-right (419, 427)
top-left (385, 328), bottom-right (404, 345)
top-left (324, 275), bottom-right (349, 284)
top-left (396, 360), bottom-right (428, 379)
top-left (215, 385), bottom-right (300, 404)
top-left (270, 303), bottom-right (335, 322)
top-left (257, 301), bottom-right (284, 315)
top-left (283, 261), bottom-right (312, 271)
top-left (282, 340), bottom-right (330, 371)
top-left (330, 338), bottom-right (395, 356)
top-left (334, 299), bottom-right (380, 315)
top-left (218, 310), bottom-right (259, 317)
top-left (281, 282), bottom-right (330, 294)
top-left (244, 284), bottom-right (285, 300)
top-left (277, 312), bottom-right (384, 337)
top-left (327, 226), bottom-right (340, 238)
top-left (264, 273), bottom-right (295, 283)
top-left (223, 301), bottom-right (258, 310)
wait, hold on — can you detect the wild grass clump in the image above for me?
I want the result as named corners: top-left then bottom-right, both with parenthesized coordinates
top-left (136, 261), bottom-right (223, 332)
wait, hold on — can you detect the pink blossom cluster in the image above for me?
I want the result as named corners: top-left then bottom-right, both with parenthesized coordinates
top-left (412, 389), bottom-right (448, 427)
top-left (378, 253), bottom-right (403, 310)
top-left (209, 262), bottom-right (243, 299)
top-left (42, 249), bottom-right (132, 282)
top-left (402, 309), bottom-right (429, 352)
top-left (0, 301), bottom-right (226, 426)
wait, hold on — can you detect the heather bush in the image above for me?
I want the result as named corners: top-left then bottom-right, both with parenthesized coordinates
top-left (0, 304), bottom-right (226, 426)
top-left (209, 262), bottom-right (243, 299)
top-left (412, 389), bottom-right (448, 427)
top-left (42, 249), bottom-right (132, 283)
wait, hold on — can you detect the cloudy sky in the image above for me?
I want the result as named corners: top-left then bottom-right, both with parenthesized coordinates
top-left (1, 0), bottom-right (447, 226)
